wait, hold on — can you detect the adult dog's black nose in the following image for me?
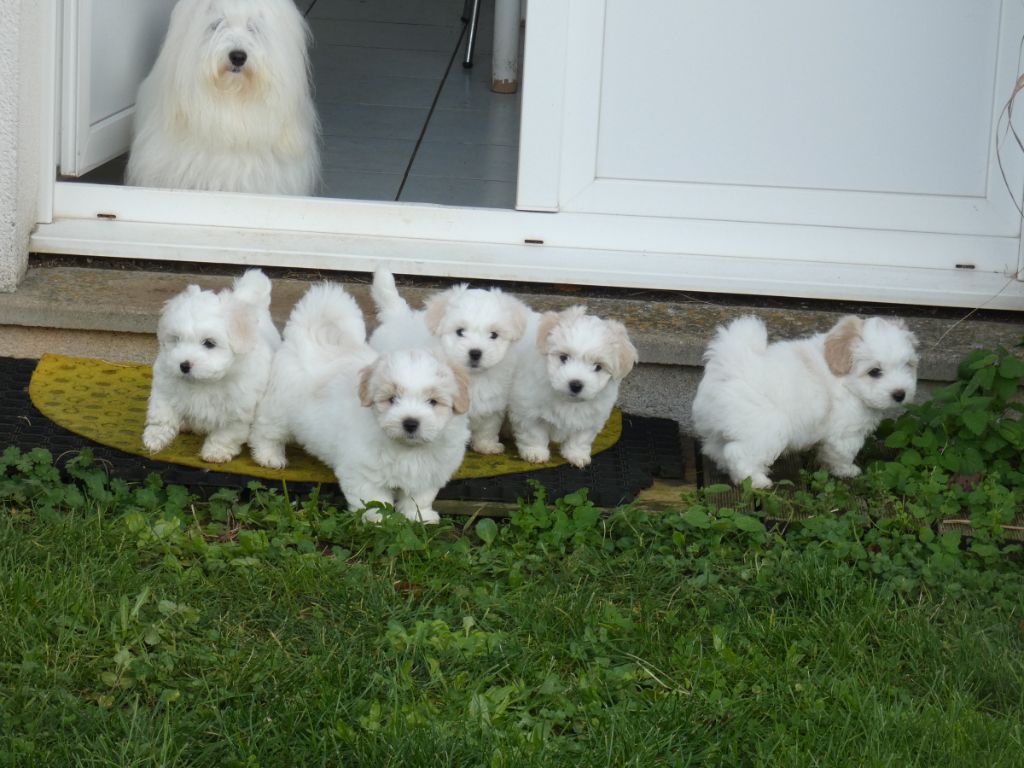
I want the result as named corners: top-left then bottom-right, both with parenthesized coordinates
top-left (891, 390), bottom-right (906, 403)
top-left (179, 361), bottom-right (192, 374)
top-left (228, 50), bottom-right (247, 68)
top-left (402, 418), bottom-right (419, 435)
top-left (468, 349), bottom-right (482, 363)
top-left (569, 380), bottom-right (583, 394)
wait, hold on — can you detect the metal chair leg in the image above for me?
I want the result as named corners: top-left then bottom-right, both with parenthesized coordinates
top-left (462, 0), bottom-right (481, 69)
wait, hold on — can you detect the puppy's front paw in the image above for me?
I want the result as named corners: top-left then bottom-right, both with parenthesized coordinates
top-left (142, 424), bottom-right (177, 453)
top-left (251, 444), bottom-right (288, 469)
top-left (830, 463), bottom-right (862, 479)
top-left (561, 447), bottom-right (592, 469)
top-left (407, 507), bottom-right (440, 525)
top-left (518, 445), bottom-right (550, 464)
top-left (361, 509), bottom-right (384, 524)
top-left (200, 442), bottom-right (238, 464)
top-left (471, 438), bottom-right (505, 455)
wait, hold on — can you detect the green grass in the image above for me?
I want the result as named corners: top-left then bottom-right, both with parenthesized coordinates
top-left (1, 449), bottom-right (1023, 767)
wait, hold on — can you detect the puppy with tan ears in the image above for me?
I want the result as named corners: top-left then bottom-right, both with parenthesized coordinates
top-left (369, 269), bottom-right (530, 455)
top-left (250, 282), bottom-right (470, 523)
top-left (143, 269), bottom-right (281, 463)
top-left (692, 314), bottom-right (919, 488)
top-left (508, 306), bottom-right (638, 468)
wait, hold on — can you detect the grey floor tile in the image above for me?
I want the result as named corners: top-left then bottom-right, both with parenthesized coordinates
top-left (422, 106), bottom-right (519, 146)
top-left (308, 0), bottom-right (464, 26)
top-left (409, 141), bottom-right (518, 182)
top-left (322, 137), bottom-right (417, 174)
top-left (322, 169), bottom-right (403, 200)
top-left (319, 102), bottom-right (429, 140)
top-left (399, 176), bottom-right (517, 208)
top-left (311, 45), bottom-right (452, 81)
top-left (437, 67), bottom-right (521, 111)
top-left (314, 73), bottom-right (438, 109)
top-left (311, 19), bottom-right (462, 52)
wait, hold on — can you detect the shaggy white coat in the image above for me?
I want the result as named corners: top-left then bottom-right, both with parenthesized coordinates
top-left (368, 269), bottom-right (530, 455)
top-left (691, 314), bottom-right (919, 488)
top-left (143, 269), bottom-right (281, 462)
top-left (250, 283), bottom-right (470, 523)
top-left (126, 0), bottom-right (319, 195)
top-left (508, 306), bottom-right (638, 468)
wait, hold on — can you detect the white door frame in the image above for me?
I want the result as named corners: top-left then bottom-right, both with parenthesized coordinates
top-left (28, 0), bottom-right (1024, 311)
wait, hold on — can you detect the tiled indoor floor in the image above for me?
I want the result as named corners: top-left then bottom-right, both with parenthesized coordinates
top-left (76, 0), bottom-right (522, 209)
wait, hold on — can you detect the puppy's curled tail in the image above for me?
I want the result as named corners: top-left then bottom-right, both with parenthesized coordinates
top-left (231, 269), bottom-right (273, 309)
top-left (370, 268), bottom-right (414, 323)
top-left (704, 315), bottom-right (768, 368)
top-left (284, 282), bottom-right (367, 353)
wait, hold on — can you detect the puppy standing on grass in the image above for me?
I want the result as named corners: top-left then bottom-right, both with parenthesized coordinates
top-left (369, 269), bottom-right (530, 454)
top-left (508, 306), bottom-right (638, 468)
top-left (143, 269), bottom-right (281, 463)
top-left (249, 283), bottom-right (471, 524)
top-left (691, 314), bottom-right (919, 488)
top-left (126, 0), bottom-right (320, 195)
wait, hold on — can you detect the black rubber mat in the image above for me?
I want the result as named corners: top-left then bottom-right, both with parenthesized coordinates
top-left (1, 357), bottom-right (685, 507)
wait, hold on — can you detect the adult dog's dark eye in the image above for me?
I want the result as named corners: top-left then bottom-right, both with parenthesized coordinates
top-left (456, 328), bottom-right (465, 338)
top-left (490, 331), bottom-right (499, 340)
top-left (203, 339), bottom-right (217, 349)
top-left (559, 354), bottom-right (568, 364)
top-left (868, 368), bottom-right (882, 378)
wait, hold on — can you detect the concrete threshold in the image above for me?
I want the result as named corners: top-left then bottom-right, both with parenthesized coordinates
top-left (1, 263), bottom-right (1022, 435)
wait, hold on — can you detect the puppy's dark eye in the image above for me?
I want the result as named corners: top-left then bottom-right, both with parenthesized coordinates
top-left (456, 328), bottom-right (466, 338)
top-left (428, 399), bottom-right (439, 407)
top-left (489, 331), bottom-right (499, 340)
top-left (594, 363), bottom-right (603, 372)
top-left (868, 368), bottom-right (883, 379)
top-left (209, 19), bottom-right (222, 31)
top-left (203, 339), bottom-right (217, 349)
top-left (559, 354), bottom-right (568, 364)
top-left (388, 396), bottom-right (397, 405)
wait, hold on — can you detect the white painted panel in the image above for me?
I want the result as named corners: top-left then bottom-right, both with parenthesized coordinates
top-left (60, 0), bottom-right (175, 176)
top-left (597, 0), bottom-right (998, 197)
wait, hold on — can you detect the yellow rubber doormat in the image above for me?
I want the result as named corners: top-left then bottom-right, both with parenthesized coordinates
top-left (27, 354), bottom-right (623, 482)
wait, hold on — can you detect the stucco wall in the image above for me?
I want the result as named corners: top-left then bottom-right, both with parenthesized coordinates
top-left (0, 0), bottom-right (42, 292)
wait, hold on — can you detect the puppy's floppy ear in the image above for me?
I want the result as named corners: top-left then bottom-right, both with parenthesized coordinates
top-left (498, 291), bottom-right (530, 341)
top-left (824, 315), bottom-right (863, 376)
top-left (423, 287), bottom-right (458, 334)
top-left (226, 296), bottom-right (260, 354)
top-left (357, 363), bottom-right (377, 408)
top-left (535, 312), bottom-right (561, 354)
top-left (606, 319), bottom-right (639, 379)
top-left (451, 364), bottom-right (472, 415)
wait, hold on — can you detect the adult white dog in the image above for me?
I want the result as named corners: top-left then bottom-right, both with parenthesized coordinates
top-left (250, 283), bottom-right (471, 523)
top-left (126, 0), bottom-right (320, 195)
top-left (691, 314), bottom-right (919, 488)
top-left (508, 306), bottom-right (638, 468)
top-left (143, 269), bottom-right (281, 462)
top-left (369, 269), bottom-right (530, 455)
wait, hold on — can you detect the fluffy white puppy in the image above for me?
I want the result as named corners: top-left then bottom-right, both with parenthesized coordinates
top-left (126, 0), bottom-right (320, 195)
top-left (692, 314), bottom-right (919, 488)
top-left (250, 283), bottom-right (471, 523)
top-left (143, 269), bottom-right (281, 462)
top-left (508, 306), bottom-right (638, 468)
top-left (369, 269), bottom-right (530, 454)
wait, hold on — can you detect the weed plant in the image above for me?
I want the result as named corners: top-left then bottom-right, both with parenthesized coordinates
top-left (0, 341), bottom-right (1021, 766)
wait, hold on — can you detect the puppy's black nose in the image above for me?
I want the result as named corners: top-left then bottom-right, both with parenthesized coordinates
top-left (892, 390), bottom-right (906, 403)
top-left (468, 349), bottom-right (482, 363)
top-left (179, 361), bottom-right (192, 374)
top-left (402, 418), bottom-right (419, 435)
top-left (569, 380), bottom-right (583, 394)
top-left (228, 50), bottom-right (247, 68)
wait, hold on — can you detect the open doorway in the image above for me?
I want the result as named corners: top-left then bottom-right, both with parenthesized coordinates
top-left (70, 0), bottom-right (523, 209)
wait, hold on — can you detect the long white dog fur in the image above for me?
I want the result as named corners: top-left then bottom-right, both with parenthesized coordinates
top-left (249, 283), bottom-right (471, 523)
top-left (369, 269), bottom-right (530, 455)
top-left (508, 306), bottom-right (638, 468)
top-left (692, 314), bottom-right (919, 488)
top-left (127, 0), bottom-right (319, 195)
top-left (143, 269), bottom-right (281, 462)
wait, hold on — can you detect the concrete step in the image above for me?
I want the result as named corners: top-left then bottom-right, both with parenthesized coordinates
top-left (1, 263), bottom-right (1022, 433)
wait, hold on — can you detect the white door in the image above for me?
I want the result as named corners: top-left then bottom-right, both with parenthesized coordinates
top-left (519, 0), bottom-right (1024, 277)
top-left (59, 0), bottom-right (176, 177)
